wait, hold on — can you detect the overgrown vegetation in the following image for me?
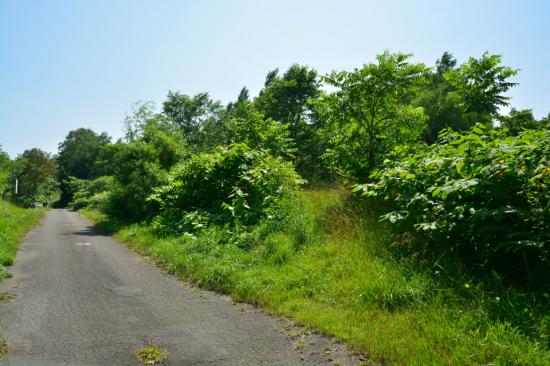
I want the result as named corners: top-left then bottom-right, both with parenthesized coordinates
top-left (0, 200), bottom-right (45, 280)
top-left (1, 143), bottom-right (60, 206)
top-left (149, 143), bottom-right (301, 235)
top-left (83, 189), bottom-right (549, 365)
top-left (3, 50), bottom-right (549, 364)
top-left (357, 125), bottom-right (549, 283)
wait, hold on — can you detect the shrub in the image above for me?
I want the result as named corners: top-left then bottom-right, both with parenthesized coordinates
top-left (68, 176), bottom-right (114, 211)
top-left (149, 144), bottom-right (302, 235)
top-left (356, 125), bottom-right (550, 283)
top-left (103, 141), bottom-right (171, 222)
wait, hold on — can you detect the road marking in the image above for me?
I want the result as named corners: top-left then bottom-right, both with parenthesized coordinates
top-left (75, 242), bottom-right (91, 246)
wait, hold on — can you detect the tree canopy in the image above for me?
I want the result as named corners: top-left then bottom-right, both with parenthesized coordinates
top-left (319, 51), bottom-right (427, 178)
top-left (445, 52), bottom-right (518, 124)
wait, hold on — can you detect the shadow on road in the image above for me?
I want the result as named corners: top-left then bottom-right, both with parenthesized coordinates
top-left (64, 227), bottom-right (110, 237)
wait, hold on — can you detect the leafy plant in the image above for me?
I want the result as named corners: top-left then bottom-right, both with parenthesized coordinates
top-left (67, 176), bottom-right (114, 211)
top-left (100, 141), bottom-right (172, 222)
top-left (318, 51), bottom-right (427, 178)
top-left (499, 108), bottom-right (543, 136)
top-left (135, 345), bottom-right (167, 365)
top-left (223, 101), bottom-right (296, 161)
top-left (445, 52), bottom-right (518, 125)
top-left (11, 148), bottom-right (59, 206)
top-left (149, 144), bottom-right (301, 235)
top-left (356, 125), bottom-right (549, 283)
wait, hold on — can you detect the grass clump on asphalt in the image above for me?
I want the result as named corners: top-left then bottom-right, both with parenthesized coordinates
top-left (0, 336), bottom-right (8, 357)
top-left (0, 200), bottom-right (45, 272)
top-left (135, 344), bottom-right (167, 365)
top-left (0, 292), bottom-right (15, 303)
top-left (82, 189), bottom-right (550, 365)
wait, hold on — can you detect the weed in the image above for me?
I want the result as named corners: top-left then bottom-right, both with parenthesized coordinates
top-left (0, 265), bottom-right (10, 281)
top-left (0, 337), bottom-right (8, 357)
top-left (0, 292), bottom-right (15, 303)
top-left (135, 344), bottom-right (167, 365)
top-left (294, 338), bottom-right (305, 351)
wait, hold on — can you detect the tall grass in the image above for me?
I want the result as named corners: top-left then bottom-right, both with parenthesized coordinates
top-left (82, 190), bottom-right (549, 365)
top-left (0, 201), bottom-right (45, 280)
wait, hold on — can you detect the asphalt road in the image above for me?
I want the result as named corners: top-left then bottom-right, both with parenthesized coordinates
top-left (0, 209), bottom-right (353, 366)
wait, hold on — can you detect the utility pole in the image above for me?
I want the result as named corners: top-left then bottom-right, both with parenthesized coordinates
top-left (15, 178), bottom-right (18, 195)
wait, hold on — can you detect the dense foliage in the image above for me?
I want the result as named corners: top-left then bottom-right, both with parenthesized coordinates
top-left (445, 53), bottom-right (518, 125)
top-left (56, 128), bottom-right (111, 205)
top-left (0, 146), bottom-right (10, 199)
top-left (357, 125), bottom-right (549, 283)
top-left (255, 64), bottom-right (329, 180)
top-left (10, 148), bottom-right (59, 206)
top-left (1, 146), bottom-right (60, 205)
top-left (499, 108), bottom-right (544, 136)
top-left (149, 144), bottom-right (300, 235)
top-left (50, 52), bottom-right (550, 294)
top-left (318, 52), bottom-right (427, 178)
top-left (66, 176), bottom-right (114, 211)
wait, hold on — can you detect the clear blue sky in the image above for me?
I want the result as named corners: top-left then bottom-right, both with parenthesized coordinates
top-left (1, 0), bottom-right (549, 158)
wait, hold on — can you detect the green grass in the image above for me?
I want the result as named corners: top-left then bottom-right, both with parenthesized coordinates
top-left (0, 201), bottom-right (45, 280)
top-left (81, 190), bottom-right (550, 365)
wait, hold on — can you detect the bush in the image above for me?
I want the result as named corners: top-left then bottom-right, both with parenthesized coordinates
top-left (149, 144), bottom-right (301, 235)
top-left (357, 125), bottom-right (550, 283)
top-left (68, 176), bottom-right (114, 211)
top-left (102, 141), bottom-right (171, 222)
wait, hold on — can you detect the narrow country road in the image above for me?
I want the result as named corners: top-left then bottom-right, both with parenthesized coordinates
top-left (0, 210), bottom-right (348, 366)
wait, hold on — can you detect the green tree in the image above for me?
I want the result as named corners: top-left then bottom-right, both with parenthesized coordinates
top-left (139, 119), bottom-right (186, 170)
top-left (0, 145), bottom-right (11, 198)
top-left (540, 112), bottom-right (550, 129)
top-left (57, 128), bottom-right (111, 180)
top-left (13, 148), bottom-right (58, 205)
top-left (320, 51), bottom-right (427, 178)
top-left (236, 86), bottom-right (249, 104)
top-left (102, 140), bottom-right (170, 222)
top-left (97, 117), bottom-right (185, 221)
top-left (436, 51), bottom-right (457, 74)
top-left (499, 108), bottom-right (540, 135)
top-left (225, 87), bottom-right (251, 119)
top-left (256, 64), bottom-right (333, 181)
top-left (256, 64), bottom-right (320, 138)
top-left (224, 99), bottom-right (295, 160)
top-left (415, 52), bottom-right (472, 143)
top-left (57, 128), bottom-right (111, 205)
top-left (34, 177), bottom-right (61, 204)
top-left (445, 52), bottom-right (518, 125)
top-left (123, 101), bottom-right (157, 142)
top-left (162, 91), bottom-right (223, 144)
